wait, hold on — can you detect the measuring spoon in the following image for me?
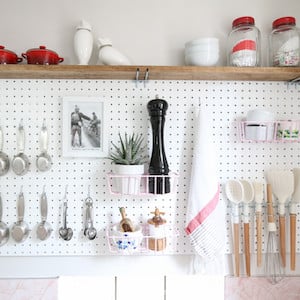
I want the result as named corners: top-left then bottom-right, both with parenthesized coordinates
top-left (225, 179), bottom-right (243, 277)
top-left (84, 196), bottom-right (97, 240)
top-left (59, 186), bottom-right (73, 241)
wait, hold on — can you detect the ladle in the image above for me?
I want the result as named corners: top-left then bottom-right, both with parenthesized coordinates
top-left (0, 193), bottom-right (9, 246)
top-left (84, 188), bottom-right (97, 240)
top-left (225, 179), bottom-right (243, 277)
top-left (59, 186), bottom-right (73, 241)
top-left (240, 179), bottom-right (254, 277)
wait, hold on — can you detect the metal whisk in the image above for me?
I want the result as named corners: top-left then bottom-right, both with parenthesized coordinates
top-left (265, 183), bottom-right (284, 284)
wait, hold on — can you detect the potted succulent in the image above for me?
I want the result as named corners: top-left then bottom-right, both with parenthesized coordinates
top-left (108, 133), bottom-right (147, 195)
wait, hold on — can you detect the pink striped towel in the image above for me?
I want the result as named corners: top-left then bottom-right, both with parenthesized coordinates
top-left (185, 107), bottom-right (224, 273)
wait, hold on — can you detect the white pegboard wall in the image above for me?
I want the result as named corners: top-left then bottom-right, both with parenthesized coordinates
top-left (0, 79), bottom-right (299, 259)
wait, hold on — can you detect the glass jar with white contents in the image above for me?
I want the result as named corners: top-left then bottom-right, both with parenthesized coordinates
top-left (269, 16), bottom-right (300, 67)
top-left (227, 16), bottom-right (261, 67)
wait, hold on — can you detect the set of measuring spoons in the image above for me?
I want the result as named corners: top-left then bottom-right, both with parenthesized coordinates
top-left (0, 119), bottom-right (52, 177)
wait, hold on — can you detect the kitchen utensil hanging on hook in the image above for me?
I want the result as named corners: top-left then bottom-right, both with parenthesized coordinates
top-left (36, 120), bottom-right (52, 172)
top-left (225, 179), bottom-right (243, 277)
top-left (11, 187), bottom-right (30, 243)
top-left (0, 126), bottom-right (10, 176)
top-left (253, 182), bottom-right (264, 267)
top-left (59, 185), bottom-right (73, 241)
top-left (240, 179), bottom-right (254, 277)
top-left (12, 120), bottom-right (30, 176)
top-left (265, 183), bottom-right (284, 284)
top-left (36, 186), bottom-right (53, 241)
top-left (267, 169), bottom-right (294, 268)
top-left (83, 186), bottom-right (97, 240)
top-left (0, 193), bottom-right (9, 246)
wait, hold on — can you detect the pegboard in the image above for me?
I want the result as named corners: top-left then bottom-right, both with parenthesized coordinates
top-left (0, 79), bottom-right (299, 260)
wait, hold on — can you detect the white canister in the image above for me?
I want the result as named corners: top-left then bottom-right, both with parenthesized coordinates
top-left (147, 208), bottom-right (167, 251)
top-left (74, 20), bottom-right (93, 65)
top-left (97, 38), bottom-right (131, 65)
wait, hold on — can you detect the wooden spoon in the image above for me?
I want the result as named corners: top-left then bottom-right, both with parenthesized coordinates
top-left (119, 207), bottom-right (134, 232)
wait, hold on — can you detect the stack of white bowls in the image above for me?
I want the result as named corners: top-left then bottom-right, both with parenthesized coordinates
top-left (184, 37), bottom-right (219, 66)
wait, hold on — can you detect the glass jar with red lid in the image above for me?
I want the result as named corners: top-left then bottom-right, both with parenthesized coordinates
top-left (269, 16), bottom-right (300, 66)
top-left (227, 16), bottom-right (261, 67)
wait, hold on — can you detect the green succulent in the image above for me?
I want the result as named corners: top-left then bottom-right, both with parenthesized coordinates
top-left (108, 133), bottom-right (147, 165)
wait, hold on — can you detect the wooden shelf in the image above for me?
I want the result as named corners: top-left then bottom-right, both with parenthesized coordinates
top-left (0, 65), bottom-right (299, 82)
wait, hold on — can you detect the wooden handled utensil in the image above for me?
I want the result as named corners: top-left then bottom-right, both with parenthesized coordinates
top-left (267, 169), bottom-right (294, 268)
top-left (253, 182), bottom-right (264, 267)
top-left (240, 180), bottom-right (254, 277)
top-left (119, 207), bottom-right (134, 232)
top-left (225, 180), bottom-right (243, 277)
top-left (290, 168), bottom-right (300, 270)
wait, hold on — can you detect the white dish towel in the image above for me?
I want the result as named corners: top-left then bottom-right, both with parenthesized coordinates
top-left (185, 107), bottom-right (225, 274)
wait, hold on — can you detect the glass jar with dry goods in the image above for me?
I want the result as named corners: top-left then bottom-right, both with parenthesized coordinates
top-left (227, 16), bottom-right (261, 67)
top-left (269, 16), bottom-right (300, 67)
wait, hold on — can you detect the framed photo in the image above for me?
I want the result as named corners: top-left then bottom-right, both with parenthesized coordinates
top-left (62, 96), bottom-right (107, 158)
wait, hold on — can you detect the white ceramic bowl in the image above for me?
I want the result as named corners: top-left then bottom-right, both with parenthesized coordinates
top-left (185, 51), bottom-right (219, 66)
top-left (185, 37), bottom-right (219, 49)
top-left (111, 224), bottom-right (143, 252)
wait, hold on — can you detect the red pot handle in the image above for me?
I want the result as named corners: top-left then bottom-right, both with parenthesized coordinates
top-left (58, 57), bottom-right (64, 63)
top-left (17, 57), bottom-right (23, 63)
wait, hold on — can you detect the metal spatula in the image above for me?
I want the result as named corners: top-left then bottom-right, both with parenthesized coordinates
top-left (267, 169), bottom-right (294, 268)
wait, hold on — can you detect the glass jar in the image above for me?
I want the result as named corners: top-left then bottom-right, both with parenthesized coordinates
top-left (227, 16), bottom-right (261, 67)
top-left (269, 16), bottom-right (300, 67)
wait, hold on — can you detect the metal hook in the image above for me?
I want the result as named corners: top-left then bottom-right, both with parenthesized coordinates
top-left (63, 185), bottom-right (68, 200)
top-left (144, 68), bottom-right (149, 88)
top-left (135, 68), bottom-right (140, 88)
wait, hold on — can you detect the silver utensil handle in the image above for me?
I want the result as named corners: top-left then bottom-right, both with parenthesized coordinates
top-left (40, 192), bottom-right (48, 222)
top-left (63, 201), bottom-right (68, 228)
top-left (17, 192), bottom-right (25, 222)
top-left (85, 205), bottom-right (93, 229)
top-left (39, 124), bottom-right (48, 153)
top-left (17, 123), bottom-right (25, 153)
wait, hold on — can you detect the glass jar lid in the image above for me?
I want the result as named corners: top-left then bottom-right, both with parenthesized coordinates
top-left (272, 16), bottom-right (296, 29)
top-left (232, 16), bottom-right (255, 28)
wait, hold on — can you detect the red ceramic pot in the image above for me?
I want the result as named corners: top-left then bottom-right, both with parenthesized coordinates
top-left (0, 46), bottom-right (23, 64)
top-left (22, 46), bottom-right (64, 65)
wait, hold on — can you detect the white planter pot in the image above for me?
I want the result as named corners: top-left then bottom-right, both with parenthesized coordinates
top-left (112, 164), bottom-right (144, 195)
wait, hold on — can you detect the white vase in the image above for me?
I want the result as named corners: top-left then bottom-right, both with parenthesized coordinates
top-left (74, 20), bottom-right (93, 65)
top-left (97, 38), bottom-right (131, 65)
top-left (112, 164), bottom-right (144, 195)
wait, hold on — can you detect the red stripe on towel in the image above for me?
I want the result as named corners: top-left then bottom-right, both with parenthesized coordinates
top-left (185, 185), bottom-right (220, 235)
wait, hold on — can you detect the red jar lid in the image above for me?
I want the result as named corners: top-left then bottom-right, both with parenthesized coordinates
top-left (272, 16), bottom-right (296, 29)
top-left (232, 16), bottom-right (255, 28)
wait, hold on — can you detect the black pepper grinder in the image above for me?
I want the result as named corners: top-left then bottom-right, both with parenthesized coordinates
top-left (147, 96), bottom-right (170, 194)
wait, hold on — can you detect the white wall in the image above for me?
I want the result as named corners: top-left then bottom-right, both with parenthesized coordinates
top-left (1, 0), bottom-right (299, 66)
